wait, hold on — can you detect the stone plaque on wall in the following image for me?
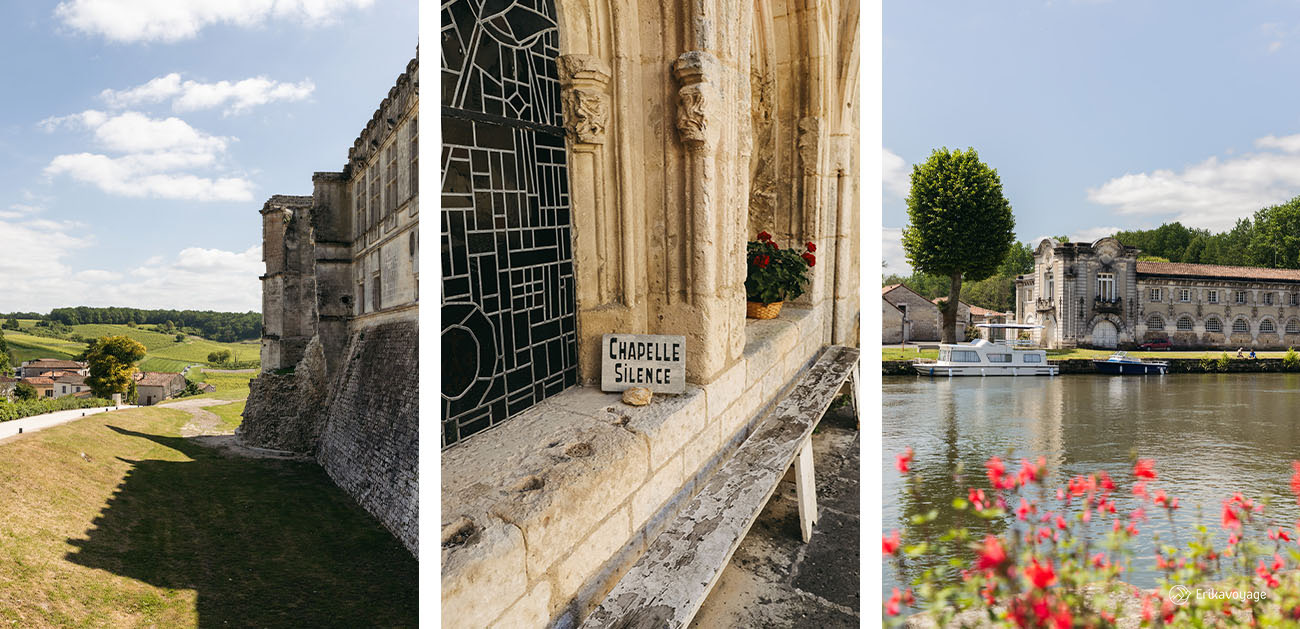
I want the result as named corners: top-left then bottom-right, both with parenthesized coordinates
top-left (601, 334), bottom-right (686, 394)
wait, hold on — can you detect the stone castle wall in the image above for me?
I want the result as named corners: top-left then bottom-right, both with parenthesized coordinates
top-left (241, 55), bottom-right (418, 556)
top-left (317, 320), bottom-right (419, 554)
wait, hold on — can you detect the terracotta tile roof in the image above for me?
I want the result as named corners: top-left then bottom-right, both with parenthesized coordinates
top-left (137, 372), bottom-right (183, 387)
top-left (55, 374), bottom-right (86, 384)
top-left (24, 359), bottom-right (85, 369)
top-left (22, 377), bottom-right (55, 386)
top-left (967, 304), bottom-right (1008, 317)
top-left (881, 283), bottom-right (901, 294)
top-left (1137, 261), bottom-right (1300, 282)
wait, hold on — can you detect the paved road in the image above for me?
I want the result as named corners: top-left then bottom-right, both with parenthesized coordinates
top-left (692, 402), bottom-right (861, 627)
top-left (0, 405), bottom-right (138, 441)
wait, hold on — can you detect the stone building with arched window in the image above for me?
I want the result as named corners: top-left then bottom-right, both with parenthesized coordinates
top-left (1015, 237), bottom-right (1300, 349)
top-left (440, 0), bottom-right (860, 626)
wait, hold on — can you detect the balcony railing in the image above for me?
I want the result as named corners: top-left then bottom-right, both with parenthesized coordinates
top-left (1094, 296), bottom-right (1122, 314)
top-left (1035, 298), bottom-right (1055, 312)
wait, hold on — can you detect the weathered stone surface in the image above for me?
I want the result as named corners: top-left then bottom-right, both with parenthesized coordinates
top-left (442, 519), bottom-right (528, 629)
top-left (238, 334), bottom-right (330, 453)
top-left (579, 346), bottom-right (860, 628)
top-left (632, 454), bottom-right (684, 532)
top-left (622, 387), bottom-right (653, 406)
top-left (553, 505), bottom-right (632, 604)
top-left (489, 581), bottom-right (553, 629)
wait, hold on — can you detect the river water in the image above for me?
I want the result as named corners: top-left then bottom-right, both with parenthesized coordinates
top-left (882, 373), bottom-right (1300, 598)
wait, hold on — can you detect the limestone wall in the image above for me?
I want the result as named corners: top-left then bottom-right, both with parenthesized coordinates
top-left (317, 320), bottom-right (419, 555)
top-left (441, 307), bottom-right (830, 628)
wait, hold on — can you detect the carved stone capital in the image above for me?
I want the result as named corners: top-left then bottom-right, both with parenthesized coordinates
top-left (673, 51), bottom-right (721, 150)
top-left (558, 54), bottom-right (612, 146)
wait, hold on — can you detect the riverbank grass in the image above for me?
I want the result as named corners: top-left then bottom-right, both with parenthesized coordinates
top-left (0, 405), bottom-right (416, 627)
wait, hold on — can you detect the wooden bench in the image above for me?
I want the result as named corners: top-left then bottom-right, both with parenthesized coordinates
top-left (579, 344), bottom-right (861, 628)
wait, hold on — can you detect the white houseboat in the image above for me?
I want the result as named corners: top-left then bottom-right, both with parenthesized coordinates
top-left (913, 324), bottom-right (1058, 377)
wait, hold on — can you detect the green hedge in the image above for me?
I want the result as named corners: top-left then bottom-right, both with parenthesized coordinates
top-left (0, 396), bottom-right (115, 422)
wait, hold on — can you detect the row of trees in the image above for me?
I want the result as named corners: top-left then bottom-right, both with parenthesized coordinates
top-left (24, 307), bottom-right (264, 342)
top-left (1113, 198), bottom-right (1300, 269)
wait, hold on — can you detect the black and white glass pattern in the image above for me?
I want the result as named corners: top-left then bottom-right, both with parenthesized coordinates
top-left (441, 0), bottom-right (578, 448)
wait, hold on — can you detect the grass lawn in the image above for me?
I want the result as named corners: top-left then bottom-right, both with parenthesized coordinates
top-left (4, 323), bottom-right (259, 372)
top-left (207, 401), bottom-right (246, 432)
top-left (0, 406), bottom-right (416, 627)
top-left (172, 369), bottom-right (258, 402)
top-left (883, 346), bottom-right (1295, 361)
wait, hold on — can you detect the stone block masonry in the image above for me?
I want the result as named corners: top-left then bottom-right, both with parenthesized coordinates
top-left (317, 320), bottom-right (418, 555)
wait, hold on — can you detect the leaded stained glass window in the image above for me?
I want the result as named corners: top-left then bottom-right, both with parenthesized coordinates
top-left (441, 0), bottom-right (577, 448)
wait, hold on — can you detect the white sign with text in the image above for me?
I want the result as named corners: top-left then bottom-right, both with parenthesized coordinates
top-left (600, 334), bottom-right (686, 394)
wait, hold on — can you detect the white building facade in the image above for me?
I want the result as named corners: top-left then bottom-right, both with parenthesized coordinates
top-left (1016, 237), bottom-right (1300, 349)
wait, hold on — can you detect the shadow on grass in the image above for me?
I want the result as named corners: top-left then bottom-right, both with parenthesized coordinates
top-left (65, 426), bottom-right (417, 628)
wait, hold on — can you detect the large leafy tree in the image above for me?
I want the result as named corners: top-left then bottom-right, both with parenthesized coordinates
top-left (903, 148), bottom-right (1016, 343)
top-left (84, 336), bottom-right (146, 399)
top-left (0, 329), bottom-right (11, 376)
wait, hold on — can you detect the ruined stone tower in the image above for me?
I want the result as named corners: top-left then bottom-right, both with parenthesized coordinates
top-left (241, 56), bottom-right (418, 556)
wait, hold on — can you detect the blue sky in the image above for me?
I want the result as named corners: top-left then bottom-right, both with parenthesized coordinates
top-left (0, 1), bottom-right (416, 313)
top-left (884, 2), bottom-right (1300, 274)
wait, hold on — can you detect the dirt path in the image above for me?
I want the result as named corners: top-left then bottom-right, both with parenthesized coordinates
top-left (162, 397), bottom-right (239, 437)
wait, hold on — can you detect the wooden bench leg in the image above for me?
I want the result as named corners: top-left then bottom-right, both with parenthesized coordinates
top-left (795, 438), bottom-right (817, 543)
top-left (849, 361), bottom-right (861, 430)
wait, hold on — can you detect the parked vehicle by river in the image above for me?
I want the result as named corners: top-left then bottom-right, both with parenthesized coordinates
top-left (1137, 338), bottom-right (1172, 351)
top-left (912, 324), bottom-right (1058, 377)
top-left (1092, 351), bottom-right (1168, 375)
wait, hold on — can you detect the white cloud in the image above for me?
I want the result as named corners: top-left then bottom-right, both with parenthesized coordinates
top-left (1087, 136), bottom-right (1300, 231)
top-left (0, 221), bottom-right (261, 312)
top-left (101, 73), bottom-right (315, 115)
top-left (882, 226), bottom-right (911, 275)
top-left (883, 148), bottom-right (910, 198)
top-left (54, 0), bottom-right (375, 43)
top-left (41, 111), bottom-right (252, 202)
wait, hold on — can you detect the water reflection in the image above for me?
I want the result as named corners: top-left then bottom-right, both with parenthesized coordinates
top-left (883, 373), bottom-right (1300, 598)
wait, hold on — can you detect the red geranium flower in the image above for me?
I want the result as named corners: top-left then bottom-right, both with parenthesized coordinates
top-left (805, 241), bottom-right (816, 252)
top-left (1134, 459), bottom-right (1157, 480)
top-left (1025, 557), bottom-right (1057, 589)
top-left (770, 241), bottom-right (780, 250)
top-left (895, 447), bottom-right (914, 473)
top-left (801, 252), bottom-right (816, 267)
top-left (883, 529), bottom-right (901, 555)
top-left (757, 230), bottom-right (772, 241)
top-left (975, 535), bottom-right (1007, 571)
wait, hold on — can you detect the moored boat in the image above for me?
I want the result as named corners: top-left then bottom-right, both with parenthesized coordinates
top-left (1092, 351), bottom-right (1168, 375)
top-left (913, 325), bottom-right (1058, 377)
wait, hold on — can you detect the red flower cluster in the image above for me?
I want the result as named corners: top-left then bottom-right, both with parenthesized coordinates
top-left (751, 254), bottom-right (772, 268)
top-left (895, 447), bottom-right (913, 473)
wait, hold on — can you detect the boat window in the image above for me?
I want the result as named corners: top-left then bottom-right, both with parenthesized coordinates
top-left (939, 348), bottom-right (949, 361)
top-left (987, 354), bottom-right (1011, 363)
top-left (950, 350), bottom-right (980, 363)
top-left (1022, 354), bottom-right (1042, 363)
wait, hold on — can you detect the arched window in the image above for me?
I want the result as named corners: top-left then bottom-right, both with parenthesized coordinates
top-left (1205, 317), bottom-right (1223, 333)
top-left (1260, 319), bottom-right (1276, 334)
top-left (1176, 316), bottom-right (1194, 331)
top-left (1146, 314), bottom-right (1164, 330)
top-left (1232, 318), bottom-right (1250, 333)
top-left (1287, 319), bottom-right (1300, 334)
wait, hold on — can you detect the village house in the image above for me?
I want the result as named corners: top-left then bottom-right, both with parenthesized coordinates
top-left (54, 373), bottom-right (89, 398)
top-left (881, 284), bottom-right (942, 342)
top-left (21, 377), bottom-right (55, 398)
top-left (19, 359), bottom-right (87, 378)
top-left (134, 372), bottom-right (186, 406)
top-left (1017, 237), bottom-right (1300, 349)
top-left (0, 376), bottom-right (15, 400)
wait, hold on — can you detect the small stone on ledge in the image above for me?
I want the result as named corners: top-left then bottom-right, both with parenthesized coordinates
top-left (622, 387), bottom-right (652, 406)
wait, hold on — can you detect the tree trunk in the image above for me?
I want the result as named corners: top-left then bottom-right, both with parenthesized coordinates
top-left (942, 273), bottom-right (963, 344)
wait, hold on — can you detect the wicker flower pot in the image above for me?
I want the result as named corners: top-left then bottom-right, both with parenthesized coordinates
top-left (747, 300), bottom-right (783, 320)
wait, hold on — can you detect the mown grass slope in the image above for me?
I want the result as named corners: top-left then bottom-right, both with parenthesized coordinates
top-left (5, 322), bottom-right (258, 371)
top-left (0, 406), bottom-right (416, 627)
